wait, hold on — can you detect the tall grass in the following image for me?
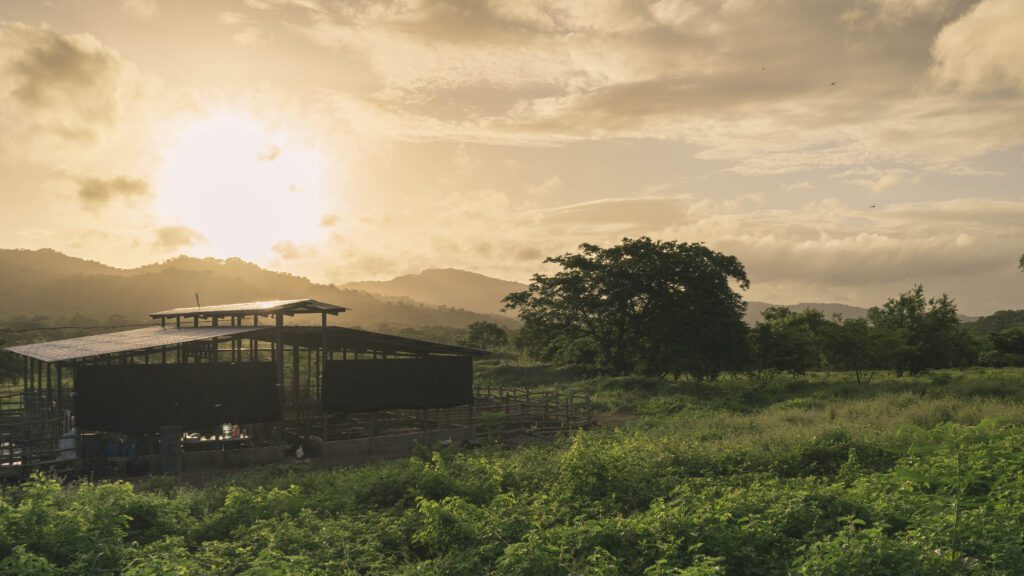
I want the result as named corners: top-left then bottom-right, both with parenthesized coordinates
top-left (4, 365), bottom-right (1024, 574)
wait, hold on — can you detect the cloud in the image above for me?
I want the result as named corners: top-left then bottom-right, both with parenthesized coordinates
top-left (233, 27), bottom-right (271, 46)
top-left (219, 11), bottom-right (247, 26)
top-left (0, 22), bottom-right (176, 167)
top-left (932, 0), bottom-right (1024, 93)
top-left (76, 176), bottom-right (150, 209)
top-left (837, 168), bottom-right (920, 192)
top-left (320, 214), bottom-right (338, 227)
top-left (122, 0), bottom-right (158, 19)
top-left (0, 23), bottom-right (124, 139)
top-left (271, 241), bottom-right (304, 260)
top-left (258, 145), bottom-right (281, 161)
top-left (311, 184), bottom-right (1024, 314)
top-left (253, 0), bottom-right (1023, 179)
top-left (527, 175), bottom-right (562, 197)
top-left (153, 226), bottom-right (205, 251)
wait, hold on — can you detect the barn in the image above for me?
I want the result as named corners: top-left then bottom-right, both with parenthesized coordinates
top-left (1, 298), bottom-right (492, 476)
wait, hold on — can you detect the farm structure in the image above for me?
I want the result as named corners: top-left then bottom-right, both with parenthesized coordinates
top-left (1, 299), bottom-right (592, 479)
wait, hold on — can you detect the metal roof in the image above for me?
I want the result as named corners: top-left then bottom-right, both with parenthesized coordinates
top-left (4, 324), bottom-right (489, 363)
top-left (262, 326), bottom-right (492, 358)
top-left (150, 299), bottom-right (347, 319)
top-left (5, 326), bottom-right (262, 363)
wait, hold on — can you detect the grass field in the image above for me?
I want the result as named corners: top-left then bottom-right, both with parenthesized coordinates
top-left (4, 366), bottom-right (1024, 575)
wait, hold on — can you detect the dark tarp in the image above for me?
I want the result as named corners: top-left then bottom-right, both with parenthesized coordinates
top-left (323, 356), bottom-right (473, 411)
top-left (74, 363), bottom-right (280, 433)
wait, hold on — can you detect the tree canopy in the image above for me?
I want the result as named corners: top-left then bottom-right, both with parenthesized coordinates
top-left (503, 237), bottom-right (749, 379)
top-left (866, 285), bottom-right (974, 376)
top-left (460, 321), bottom-right (509, 351)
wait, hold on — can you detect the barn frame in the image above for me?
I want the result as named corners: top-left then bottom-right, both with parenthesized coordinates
top-left (1, 299), bottom-right (500, 478)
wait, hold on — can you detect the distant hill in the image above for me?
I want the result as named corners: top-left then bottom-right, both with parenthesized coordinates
top-left (0, 250), bottom-right (516, 330)
top-left (344, 268), bottom-right (527, 315)
top-left (745, 300), bottom-right (977, 325)
top-left (744, 301), bottom-right (870, 324)
top-left (966, 310), bottom-right (1024, 335)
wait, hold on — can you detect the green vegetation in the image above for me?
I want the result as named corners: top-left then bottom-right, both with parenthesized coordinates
top-left (505, 237), bottom-right (749, 379)
top-left (6, 366), bottom-right (1024, 574)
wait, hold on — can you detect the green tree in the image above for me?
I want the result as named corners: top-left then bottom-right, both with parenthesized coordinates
top-left (460, 321), bottom-right (508, 351)
top-left (981, 326), bottom-right (1024, 367)
top-left (821, 317), bottom-right (894, 385)
top-left (750, 307), bottom-right (826, 381)
top-left (866, 285), bottom-right (974, 376)
top-left (504, 237), bottom-right (750, 379)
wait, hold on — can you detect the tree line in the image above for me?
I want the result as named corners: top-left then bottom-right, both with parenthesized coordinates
top-left (503, 237), bottom-right (1024, 381)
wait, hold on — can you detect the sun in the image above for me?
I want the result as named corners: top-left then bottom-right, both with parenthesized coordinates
top-left (155, 111), bottom-right (327, 262)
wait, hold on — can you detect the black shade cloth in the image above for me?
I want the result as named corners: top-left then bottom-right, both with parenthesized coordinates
top-left (75, 363), bottom-right (280, 433)
top-left (323, 356), bottom-right (473, 411)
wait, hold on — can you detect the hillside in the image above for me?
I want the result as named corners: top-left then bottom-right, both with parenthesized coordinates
top-left (0, 250), bottom-right (515, 330)
top-left (744, 301), bottom-right (870, 324)
top-left (344, 268), bottom-right (527, 315)
top-left (345, 270), bottom-right (907, 326)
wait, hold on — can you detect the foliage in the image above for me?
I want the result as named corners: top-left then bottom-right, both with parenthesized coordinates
top-left (979, 327), bottom-right (1024, 367)
top-left (504, 237), bottom-right (749, 379)
top-left (867, 285), bottom-right (976, 376)
top-left (820, 317), bottom-right (895, 385)
top-left (460, 321), bottom-right (509, 351)
top-left (750, 307), bottom-right (827, 381)
top-left (966, 309), bottom-right (1024, 336)
top-left (7, 367), bottom-right (1024, 574)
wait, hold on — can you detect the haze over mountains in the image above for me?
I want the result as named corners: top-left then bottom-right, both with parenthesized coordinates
top-left (344, 269), bottom-right (527, 316)
top-left (0, 249), bottom-right (978, 329)
top-left (0, 249), bottom-right (514, 329)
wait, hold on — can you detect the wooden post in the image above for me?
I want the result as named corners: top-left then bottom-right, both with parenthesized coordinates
top-left (320, 313), bottom-right (327, 406)
top-left (55, 364), bottom-right (63, 419)
top-left (46, 363), bottom-right (52, 402)
top-left (22, 356), bottom-right (28, 392)
top-left (292, 342), bottom-right (300, 419)
top-left (275, 313), bottom-right (284, 445)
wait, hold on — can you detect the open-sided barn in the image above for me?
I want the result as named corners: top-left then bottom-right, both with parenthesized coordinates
top-left (1, 298), bottom-right (495, 477)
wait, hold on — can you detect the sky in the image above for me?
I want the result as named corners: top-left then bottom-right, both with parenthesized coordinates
top-left (0, 0), bottom-right (1022, 315)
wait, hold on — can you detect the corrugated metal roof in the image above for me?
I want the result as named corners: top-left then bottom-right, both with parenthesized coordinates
top-left (264, 326), bottom-right (492, 358)
top-left (5, 326), bottom-right (262, 363)
top-left (150, 298), bottom-right (347, 319)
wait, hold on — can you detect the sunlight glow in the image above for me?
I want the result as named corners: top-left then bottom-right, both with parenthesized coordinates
top-left (155, 111), bottom-right (327, 261)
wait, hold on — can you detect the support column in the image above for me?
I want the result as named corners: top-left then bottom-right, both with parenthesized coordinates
top-left (320, 313), bottom-right (327, 407)
top-left (275, 313), bottom-right (284, 445)
top-left (55, 364), bottom-right (63, 420)
top-left (292, 342), bottom-right (300, 419)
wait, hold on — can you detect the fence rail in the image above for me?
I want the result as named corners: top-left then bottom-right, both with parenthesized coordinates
top-left (290, 386), bottom-right (594, 444)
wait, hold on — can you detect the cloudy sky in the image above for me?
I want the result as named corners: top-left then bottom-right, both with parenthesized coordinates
top-left (0, 0), bottom-right (1022, 314)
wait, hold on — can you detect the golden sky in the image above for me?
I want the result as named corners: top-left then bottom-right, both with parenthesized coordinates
top-left (0, 0), bottom-right (1022, 314)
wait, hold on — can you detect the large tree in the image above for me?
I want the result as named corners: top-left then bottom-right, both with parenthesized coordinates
top-left (750, 307), bottom-right (827, 381)
top-left (503, 237), bottom-right (750, 379)
top-left (867, 285), bottom-right (975, 376)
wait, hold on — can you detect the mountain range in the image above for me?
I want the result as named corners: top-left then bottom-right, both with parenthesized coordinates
top-left (0, 249), bottom-right (976, 330)
top-left (0, 249), bottom-right (515, 329)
